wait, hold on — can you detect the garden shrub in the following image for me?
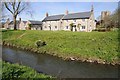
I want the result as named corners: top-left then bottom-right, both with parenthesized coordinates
top-left (35, 40), bottom-right (46, 48)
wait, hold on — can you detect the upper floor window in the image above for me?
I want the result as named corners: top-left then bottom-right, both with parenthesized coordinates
top-left (74, 20), bottom-right (76, 22)
top-left (82, 26), bottom-right (85, 29)
top-left (55, 26), bottom-right (57, 29)
top-left (82, 19), bottom-right (85, 22)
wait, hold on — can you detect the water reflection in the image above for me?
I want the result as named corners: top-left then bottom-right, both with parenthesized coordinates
top-left (2, 46), bottom-right (118, 78)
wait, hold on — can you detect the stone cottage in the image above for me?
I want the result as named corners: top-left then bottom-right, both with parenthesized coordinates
top-left (26, 20), bottom-right (42, 30)
top-left (42, 5), bottom-right (96, 32)
top-left (4, 18), bottom-right (42, 30)
top-left (19, 20), bottom-right (27, 30)
top-left (4, 18), bottom-right (21, 30)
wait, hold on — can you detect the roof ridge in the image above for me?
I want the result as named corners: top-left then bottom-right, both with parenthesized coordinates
top-left (67, 11), bottom-right (91, 15)
top-left (47, 14), bottom-right (64, 17)
top-left (29, 20), bottom-right (40, 21)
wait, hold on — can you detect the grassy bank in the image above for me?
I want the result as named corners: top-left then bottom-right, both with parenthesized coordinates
top-left (2, 30), bottom-right (119, 65)
top-left (2, 60), bottom-right (54, 79)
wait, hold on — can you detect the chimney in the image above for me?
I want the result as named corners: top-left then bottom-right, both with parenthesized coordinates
top-left (46, 12), bottom-right (48, 17)
top-left (65, 10), bottom-right (69, 15)
top-left (7, 18), bottom-right (10, 23)
top-left (19, 18), bottom-right (21, 22)
top-left (91, 5), bottom-right (94, 12)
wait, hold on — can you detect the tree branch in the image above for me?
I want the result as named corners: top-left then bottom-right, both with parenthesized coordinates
top-left (4, 2), bottom-right (13, 14)
top-left (12, 0), bottom-right (16, 12)
top-left (18, 6), bottom-right (26, 14)
top-left (15, 1), bottom-right (21, 15)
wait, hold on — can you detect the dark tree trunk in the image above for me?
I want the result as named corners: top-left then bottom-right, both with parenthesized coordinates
top-left (13, 15), bottom-right (17, 30)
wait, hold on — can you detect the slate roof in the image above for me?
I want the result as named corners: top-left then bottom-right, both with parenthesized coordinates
top-left (62, 11), bottom-right (91, 20)
top-left (29, 20), bottom-right (42, 25)
top-left (1, 22), bottom-right (5, 25)
top-left (42, 11), bottom-right (91, 21)
top-left (42, 14), bottom-right (64, 21)
top-left (22, 21), bottom-right (27, 24)
top-left (9, 20), bottom-right (20, 25)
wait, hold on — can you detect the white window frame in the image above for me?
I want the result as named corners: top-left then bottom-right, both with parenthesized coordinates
top-left (74, 20), bottom-right (76, 22)
top-left (82, 19), bottom-right (85, 22)
top-left (82, 26), bottom-right (85, 29)
top-left (66, 26), bottom-right (68, 29)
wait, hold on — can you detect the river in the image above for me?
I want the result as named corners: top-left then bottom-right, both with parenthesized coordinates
top-left (2, 46), bottom-right (118, 78)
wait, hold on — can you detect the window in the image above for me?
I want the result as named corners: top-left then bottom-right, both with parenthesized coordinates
top-left (82, 19), bottom-right (85, 22)
top-left (74, 20), bottom-right (76, 22)
top-left (82, 26), bottom-right (85, 29)
top-left (55, 26), bottom-right (57, 29)
top-left (44, 26), bottom-right (47, 28)
top-left (66, 20), bottom-right (68, 22)
top-left (66, 26), bottom-right (68, 29)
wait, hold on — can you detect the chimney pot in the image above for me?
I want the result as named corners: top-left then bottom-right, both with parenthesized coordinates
top-left (46, 12), bottom-right (48, 17)
top-left (65, 10), bottom-right (69, 15)
top-left (91, 5), bottom-right (94, 12)
top-left (19, 18), bottom-right (21, 22)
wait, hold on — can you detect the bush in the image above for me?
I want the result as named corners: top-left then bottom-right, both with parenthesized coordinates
top-left (92, 28), bottom-right (108, 32)
top-left (98, 28), bottom-right (106, 32)
top-left (35, 40), bottom-right (46, 48)
top-left (92, 29), bottom-right (98, 31)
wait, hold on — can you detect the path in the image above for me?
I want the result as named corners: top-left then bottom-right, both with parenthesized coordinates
top-left (17, 33), bottom-right (26, 39)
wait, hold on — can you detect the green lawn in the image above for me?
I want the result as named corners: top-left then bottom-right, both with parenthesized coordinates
top-left (2, 30), bottom-right (119, 64)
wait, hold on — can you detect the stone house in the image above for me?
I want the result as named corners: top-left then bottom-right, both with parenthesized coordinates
top-left (26, 20), bottom-right (42, 30)
top-left (4, 18), bottom-right (21, 30)
top-left (4, 18), bottom-right (11, 29)
top-left (4, 18), bottom-right (42, 30)
top-left (42, 5), bottom-right (96, 32)
top-left (5, 20), bottom-right (20, 30)
top-left (19, 21), bottom-right (27, 30)
top-left (42, 14), bottom-right (64, 31)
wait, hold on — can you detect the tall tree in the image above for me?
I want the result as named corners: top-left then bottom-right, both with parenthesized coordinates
top-left (110, 8), bottom-right (119, 28)
top-left (4, 0), bottom-right (31, 30)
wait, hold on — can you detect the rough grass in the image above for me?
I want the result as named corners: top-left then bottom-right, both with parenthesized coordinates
top-left (2, 60), bottom-right (54, 79)
top-left (2, 30), bottom-right (119, 64)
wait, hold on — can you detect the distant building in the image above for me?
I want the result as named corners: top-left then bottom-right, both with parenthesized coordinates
top-left (19, 20), bottom-right (27, 30)
top-left (4, 18), bottom-right (10, 29)
top-left (4, 18), bottom-right (21, 30)
top-left (4, 19), bottom-right (42, 30)
top-left (8, 20), bottom-right (20, 29)
top-left (42, 5), bottom-right (96, 32)
top-left (26, 20), bottom-right (42, 30)
top-left (101, 11), bottom-right (111, 20)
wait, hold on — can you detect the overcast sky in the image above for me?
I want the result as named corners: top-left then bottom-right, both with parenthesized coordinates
top-left (14, 2), bottom-right (118, 21)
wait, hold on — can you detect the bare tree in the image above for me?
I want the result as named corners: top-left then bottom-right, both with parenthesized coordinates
top-left (4, 0), bottom-right (31, 30)
top-left (0, 1), bottom-right (5, 22)
top-left (110, 8), bottom-right (119, 28)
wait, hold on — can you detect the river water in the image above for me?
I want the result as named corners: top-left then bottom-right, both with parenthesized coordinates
top-left (2, 46), bottom-right (118, 78)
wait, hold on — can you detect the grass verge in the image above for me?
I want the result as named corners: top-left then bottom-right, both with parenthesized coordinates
top-left (1, 30), bottom-right (119, 65)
